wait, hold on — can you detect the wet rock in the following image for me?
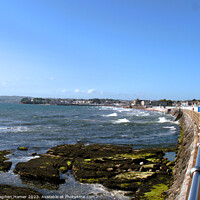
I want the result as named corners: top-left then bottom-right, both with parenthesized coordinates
top-left (114, 171), bottom-right (156, 181)
top-left (30, 152), bottom-right (37, 156)
top-left (103, 178), bottom-right (140, 191)
top-left (0, 150), bottom-right (12, 171)
top-left (47, 143), bottom-right (133, 159)
top-left (0, 184), bottom-right (44, 200)
top-left (0, 161), bottom-right (12, 171)
top-left (14, 155), bottom-right (67, 183)
top-left (13, 143), bottom-right (173, 199)
top-left (17, 147), bottom-right (28, 151)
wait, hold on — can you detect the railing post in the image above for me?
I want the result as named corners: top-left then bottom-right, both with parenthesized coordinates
top-left (188, 171), bottom-right (200, 200)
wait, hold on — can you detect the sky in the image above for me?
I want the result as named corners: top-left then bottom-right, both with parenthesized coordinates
top-left (0, 0), bottom-right (200, 100)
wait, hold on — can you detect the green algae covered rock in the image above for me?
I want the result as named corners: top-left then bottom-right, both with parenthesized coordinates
top-left (14, 155), bottom-right (67, 183)
top-left (13, 143), bottom-right (174, 199)
top-left (0, 184), bottom-right (44, 200)
top-left (115, 171), bottom-right (156, 181)
top-left (142, 183), bottom-right (169, 200)
top-left (17, 147), bottom-right (28, 151)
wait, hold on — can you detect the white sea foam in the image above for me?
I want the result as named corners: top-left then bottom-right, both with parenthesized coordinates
top-left (14, 126), bottom-right (30, 132)
top-left (153, 132), bottom-right (173, 137)
top-left (173, 120), bottom-right (179, 124)
top-left (111, 107), bottom-right (123, 112)
top-left (158, 117), bottom-right (172, 123)
top-left (163, 126), bottom-right (177, 134)
top-left (120, 134), bottom-right (128, 138)
top-left (103, 113), bottom-right (118, 117)
top-left (121, 108), bottom-right (132, 112)
top-left (99, 106), bottom-right (115, 111)
top-left (11, 155), bottom-right (40, 163)
top-left (163, 126), bottom-right (176, 130)
top-left (134, 111), bottom-right (150, 117)
top-left (124, 109), bottom-right (151, 117)
top-left (88, 182), bottom-right (129, 200)
top-left (141, 112), bottom-right (150, 117)
top-left (113, 118), bottom-right (130, 124)
top-left (108, 113), bottom-right (118, 117)
top-left (0, 126), bottom-right (30, 133)
top-left (99, 106), bottom-right (130, 113)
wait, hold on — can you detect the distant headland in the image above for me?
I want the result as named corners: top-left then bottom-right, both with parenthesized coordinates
top-left (19, 97), bottom-right (200, 110)
top-left (0, 96), bottom-right (199, 111)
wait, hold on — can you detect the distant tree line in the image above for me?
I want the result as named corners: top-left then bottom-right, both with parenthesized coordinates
top-left (21, 98), bottom-right (51, 104)
top-left (20, 97), bottom-right (127, 106)
top-left (159, 99), bottom-right (173, 106)
top-left (89, 98), bottom-right (121, 104)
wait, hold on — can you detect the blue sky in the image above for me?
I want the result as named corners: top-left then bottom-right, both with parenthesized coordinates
top-left (0, 0), bottom-right (199, 100)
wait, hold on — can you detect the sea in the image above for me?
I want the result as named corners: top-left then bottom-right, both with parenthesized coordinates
top-left (0, 103), bottom-right (179, 199)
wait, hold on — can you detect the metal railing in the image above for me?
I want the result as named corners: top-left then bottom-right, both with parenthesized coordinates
top-left (187, 109), bottom-right (200, 200)
top-left (188, 146), bottom-right (200, 199)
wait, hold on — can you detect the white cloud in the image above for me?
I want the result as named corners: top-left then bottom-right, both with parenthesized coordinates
top-left (73, 88), bottom-right (97, 95)
top-left (74, 89), bottom-right (80, 93)
top-left (87, 89), bottom-right (96, 94)
top-left (62, 89), bottom-right (67, 93)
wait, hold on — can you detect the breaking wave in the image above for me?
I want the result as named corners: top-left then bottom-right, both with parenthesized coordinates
top-left (163, 126), bottom-right (176, 130)
top-left (113, 118), bottom-right (130, 124)
top-left (158, 117), bottom-right (173, 123)
top-left (103, 113), bottom-right (118, 117)
top-left (0, 126), bottom-right (31, 133)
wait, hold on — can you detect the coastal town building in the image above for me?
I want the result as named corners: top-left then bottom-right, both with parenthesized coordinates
top-left (132, 99), bottom-right (168, 107)
top-left (141, 100), bottom-right (151, 106)
top-left (132, 98), bottom-right (142, 106)
top-left (151, 100), bottom-right (168, 107)
top-left (180, 100), bottom-right (200, 107)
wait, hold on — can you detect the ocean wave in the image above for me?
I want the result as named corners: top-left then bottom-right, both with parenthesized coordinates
top-left (99, 106), bottom-right (130, 113)
top-left (103, 113), bottom-right (118, 117)
top-left (99, 106), bottom-right (115, 111)
top-left (173, 120), bottom-right (179, 124)
top-left (153, 130), bottom-right (177, 137)
top-left (0, 126), bottom-right (31, 133)
top-left (110, 107), bottom-right (124, 112)
top-left (113, 118), bottom-right (130, 124)
top-left (134, 111), bottom-right (150, 117)
top-left (121, 108), bottom-right (132, 112)
top-left (158, 117), bottom-right (173, 123)
top-left (163, 126), bottom-right (176, 130)
top-left (163, 126), bottom-right (177, 134)
top-left (120, 134), bottom-right (129, 138)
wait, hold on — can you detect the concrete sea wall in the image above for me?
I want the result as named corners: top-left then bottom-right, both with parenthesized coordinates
top-left (167, 109), bottom-right (200, 200)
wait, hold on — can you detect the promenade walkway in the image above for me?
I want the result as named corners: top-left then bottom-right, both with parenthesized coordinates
top-left (184, 109), bottom-right (200, 200)
top-left (142, 107), bottom-right (200, 199)
top-left (170, 109), bottom-right (200, 200)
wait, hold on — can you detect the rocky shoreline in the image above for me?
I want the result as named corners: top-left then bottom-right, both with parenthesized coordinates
top-left (0, 150), bottom-right (45, 199)
top-left (0, 143), bottom-right (175, 200)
